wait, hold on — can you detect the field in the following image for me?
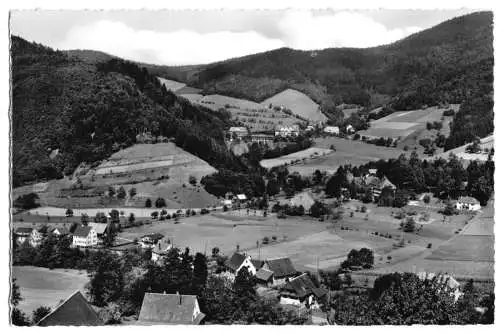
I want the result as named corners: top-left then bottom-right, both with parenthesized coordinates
top-left (260, 147), bottom-right (332, 169)
top-left (358, 106), bottom-right (456, 144)
top-left (261, 89), bottom-right (328, 123)
top-left (118, 211), bottom-right (328, 255)
top-left (434, 135), bottom-right (494, 162)
top-left (181, 93), bottom-right (303, 132)
top-left (12, 143), bottom-right (220, 209)
top-left (287, 137), bottom-right (403, 175)
top-left (12, 266), bottom-right (89, 315)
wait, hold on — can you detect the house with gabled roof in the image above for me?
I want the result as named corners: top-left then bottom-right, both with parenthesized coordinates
top-left (137, 293), bottom-right (205, 325)
top-left (225, 252), bottom-right (257, 275)
top-left (455, 196), bottom-right (481, 211)
top-left (50, 226), bottom-right (70, 238)
top-left (262, 257), bottom-right (299, 285)
top-left (151, 237), bottom-right (173, 263)
top-left (72, 226), bottom-right (98, 248)
top-left (280, 273), bottom-right (327, 309)
top-left (37, 290), bottom-right (103, 326)
top-left (255, 268), bottom-right (274, 286)
top-left (14, 227), bottom-right (42, 247)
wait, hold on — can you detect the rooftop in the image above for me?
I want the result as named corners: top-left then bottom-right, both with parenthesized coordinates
top-left (265, 257), bottom-right (297, 279)
top-left (138, 293), bottom-right (205, 325)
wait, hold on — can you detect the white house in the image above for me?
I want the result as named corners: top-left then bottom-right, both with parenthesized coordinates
top-left (323, 126), bottom-right (340, 135)
top-left (225, 252), bottom-right (257, 275)
top-left (15, 227), bottom-right (43, 247)
top-left (275, 125), bottom-right (300, 137)
top-left (455, 196), bottom-right (481, 211)
top-left (72, 226), bottom-right (98, 248)
top-left (151, 237), bottom-right (172, 263)
top-left (346, 124), bottom-right (355, 134)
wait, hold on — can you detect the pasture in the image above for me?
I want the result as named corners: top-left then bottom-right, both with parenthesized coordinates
top-left (118, 212), bottom-right (327, 256)
top-left (287, 137), bottom-right (403, 175)
top-left (260, 147), bottom-right (332, 169)
top-left (261, 89), bottom-right (328, 123)
top-left (12, 266), bottom-right (89, 316)
top-left (358, 106), bottom-right (454, 141)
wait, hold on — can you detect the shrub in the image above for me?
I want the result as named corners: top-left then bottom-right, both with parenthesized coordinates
top-left (189, 175), bottom-right (197, 186)
top-left (223, 205), bottom-right (228, 212)
top-left (262, 236), bottom-right (270, 244)
top-left (360, 206), bottom-right (367, 213)
top-left (272, 235), bottom-right (277, 241)
top-left (423, 195), bottom-right (431, 204)
top-left (145, 198), bottom-right (152, 208)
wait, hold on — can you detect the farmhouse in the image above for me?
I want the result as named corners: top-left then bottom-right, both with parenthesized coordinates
top-left (87, 222), bottom-right (109, 245)
top-left (14, 227), bottom-right (43, 247)
top-left (138, 293), bottom-right (205, 325)
top-left (346, 124), bottom-right (355, 134)
top-left (151, 237), bottom-right (172, 262)
top-left (228, 127), bottom-right (249, 141)
top-left (50, 226), bottom-right (70, 238)
top-left (289, 192), bottom-right (315, 214)
top-left (323, 126), bottom-right (340, 135)
top-left (363, 175), bottom-right (396, 200)
top-left (37, 290), bottom-right (103, 326)
top-left (225, 252), bottom-right (257, 275)
top-left (455, 196), bottom-right (481, 211)
top-left (280, 273), bottom-right (327, 309)
top-left (275, 125), bottom-right (300, 137)
top-left (72, 226), bottom-right (98, 248)
top-left (250, 133), bottom-right (275, 144)
top-left (262, 257), bottom-right (298, 285)
top-left (140, 233), bottom-right (165, 248)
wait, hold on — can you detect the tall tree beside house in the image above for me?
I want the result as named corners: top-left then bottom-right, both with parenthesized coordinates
top-left (234, 267), bottom-right (256, 297)
top-left (87, 251), bottom-right (125, 307)
top-left (103, 224), bottom-right (117, 248)
top-left (192, 253), bottom-right (208, 294)
top-left (326, 166), bottom-right (348, 198)
top-left (32, 306), bottom-right (51, 325)
top-left (81, 213), bottom-right (89, 226)
top-left (65, 208), bottom-right (74, 217)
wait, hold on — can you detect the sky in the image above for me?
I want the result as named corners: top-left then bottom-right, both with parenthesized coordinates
top-left (10, 9), bottom-right (478, 65)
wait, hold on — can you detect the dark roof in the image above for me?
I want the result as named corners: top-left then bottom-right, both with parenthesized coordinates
top-left (283, 273), bottom-right (317, 298)
top-left (255, 268), bottom-right (274, 282)
top-left (138, 293), bottom-right (205, 325)
top-left (37, 290), bottom-right (103, 326)
top-left (457, 196), bottom-right (480, 205)
top-left (264, 258), bottom-right (297, 278)
top-left (15, 227), bottom-right (33, 234)
top-left (72, 226), bottom-right (93, 238)
top-left (251, 259), bottom-right (264, 269)
top-left (226, 252), bottom-right (247, 271)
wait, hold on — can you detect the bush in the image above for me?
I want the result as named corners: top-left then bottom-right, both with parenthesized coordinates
top-left (423, 195), bottom-right (431, 204)
top-left (189, 175), bottom-right (197, 186)
top-left (145, 198), bottom-right (152, 208)
top-left (360, 206), bottom-right (367, 213)
top-left (223, 205), bottom-right (228, 212)
top-left (13, 192), bottom-right (40, 210)
top-left (155, 197), bottom-right (166, 208)
top-left (427, 243), bottom-right (432, 248)
top-left (201, 208), bottom-right (210, 214)
top-left (262, 236), bottom-right (270, 244)
top-left (272, 235), bottom-right (277, 241)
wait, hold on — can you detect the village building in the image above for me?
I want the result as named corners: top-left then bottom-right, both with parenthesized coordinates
top-left (151, 237), bottom-right (173, 262)
top-left (14, 227), bottom-right (43, 247)
top-left (323, 126), bottom-right (340, 135)
top-left (305, 125), bottom-right (315, 132)
top-left (346, 124), bottom-right (355, 134)
top-left (50, 226), bottom-right (70, 238)
top-left (262, 257), bottom-right (298, 286)
top-left (255, 268), bottom-right (274, 286)
top-left (137, 293), bottom-right (205, 325)
top-left (72, 226), bottom-right (98, 248)
top-left (37, 290), bottom-right (103, 326)
top-left (275, 125), bottom-right (300, 137)
top-left (228, 127), bottom-right (249, 141)
top-left (455, 196), bottom-right (481, 211)
top-left (250, 133), bottom-right (275, 144)
top-left (289, 192), bottom-right (315, 214)
top-left (225, 252), bottom-right (257, 275)
top-left (139, 233), bottom-right (165, 249)
top-left (87, 222), bottom-right (109, 245)
top-left (279, 273), bottom-right (328, 309)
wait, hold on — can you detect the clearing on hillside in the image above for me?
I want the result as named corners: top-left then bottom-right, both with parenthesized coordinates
top-left (287, 137), bottom-right (404, 175)
top-left (13, 143), bottom-right (220, 209)
top-left (261, 89), bottom-right (328, 123)
top-left (260, 147), bottom-right (332, 169)
top-left (157, 77), bottom-right (186, 92)
top-left (181, 93), bottom-right (303, 132)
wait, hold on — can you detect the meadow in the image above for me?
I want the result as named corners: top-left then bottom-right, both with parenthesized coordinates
top-left (260, 147), bottom-right (332, 169)
top-left (261, 89), bottom-right (328, 123)
top-left (12, 266), bottom-right (89, 316)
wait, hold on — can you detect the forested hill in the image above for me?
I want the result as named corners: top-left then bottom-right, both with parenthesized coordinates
top-left (11, 36), bottom-right (244, 187)
top-left (157, 11), bottom-right (492, 111)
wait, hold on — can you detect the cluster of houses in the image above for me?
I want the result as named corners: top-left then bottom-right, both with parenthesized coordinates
top-left (14, 222), bottom-right (111, 249)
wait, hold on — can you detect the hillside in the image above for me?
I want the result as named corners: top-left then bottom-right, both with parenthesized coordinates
top-left (170, 11), bottom-right (492, 110)
top-left (261, 89), bottom-right (328, 123)
top-left (11, 36), bottom-right (245, 187)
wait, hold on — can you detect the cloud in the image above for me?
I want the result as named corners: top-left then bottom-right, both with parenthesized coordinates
top-left (278, 10), bottom-right (422, 50)
top-left (56, 20), bottom-right (285, 65)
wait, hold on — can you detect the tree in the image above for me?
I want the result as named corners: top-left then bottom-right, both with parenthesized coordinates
top-left (13, 192), bottom-right (40, 210)
top-left (103, 224), bottom-right (117, 248)
top-left (128, 213), bottom-right (135, 224)
top-left (193, 253), bottom-right (208, 293)
top-left (155, 197), bottom-right (166, 208)
top-left (11, 278), bottom-right (21, 306)
top-left (108, 186), bottom-right (116, 198)
top-left (189, 175), bottom-right (197, 186)
top-left (65, 208), bottom-right (74, 217)
top-left (313, 169), bottom-right (324, 185)
top-left (234, 267), bottom-right (256, 296)
top-left (32, 306), bottom-right (51, 324)
top-left (145, 198), bottom-right (152, 208)
top-left (117, 186), bottom-right (126, 199)
top-left (423, 194), bottom-right (431, 204)
top-left (211, 247), bottom-right (220, 258)
top-left (310, 201), bottom-right (329, 218)
top-left (265, 178), bottom-right (280, 196)
top-left (128, 187), bottom-right (137, 198)
top-left (87, 251), bottom-right (124, 307)
top-left (94, 212), bottom-right (107, 224)
top-left (151, 211), bottom-right (159, 219)
top-left (81, 213), bottom-right (89, 226)
top-left (11, 308), bottom-right (30, 326)
top-left (403, 217), bottom-right (416, 233)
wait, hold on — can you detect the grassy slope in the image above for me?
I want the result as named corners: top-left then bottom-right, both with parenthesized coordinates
top-left (261, 89), bottom-right (328, 123)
